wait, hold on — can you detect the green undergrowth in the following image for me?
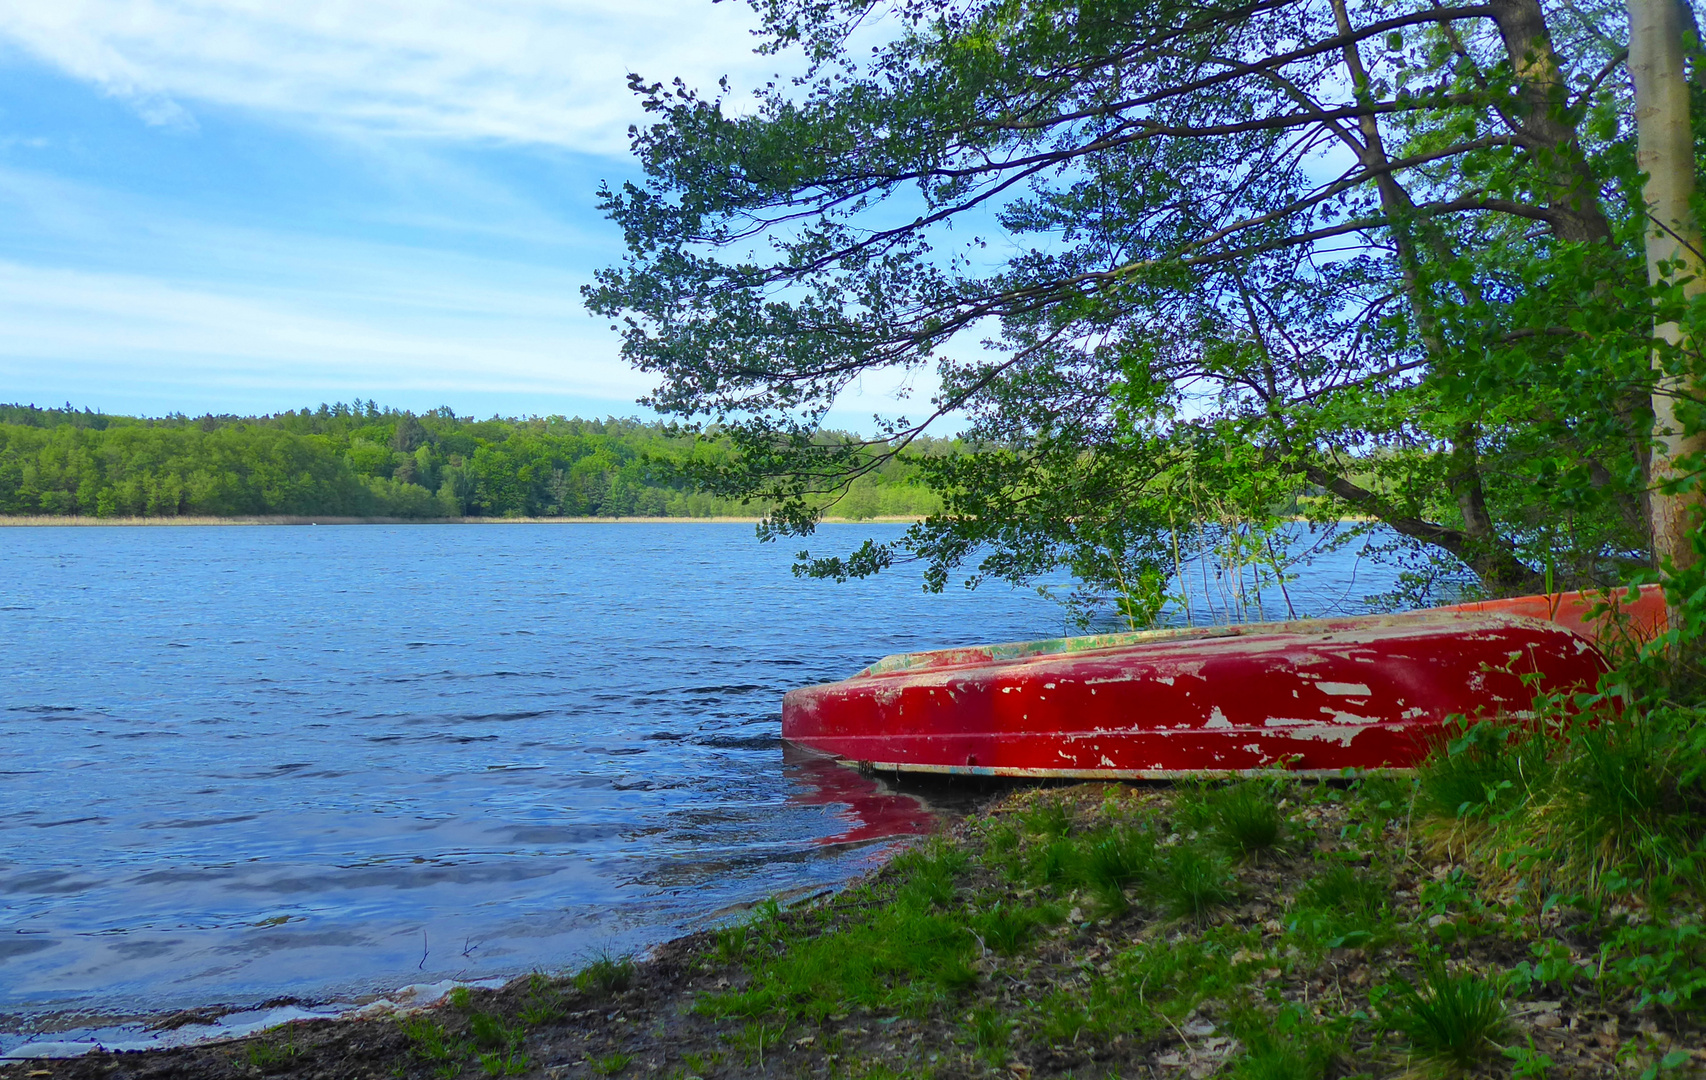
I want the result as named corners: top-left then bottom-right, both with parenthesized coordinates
top-left (682, 736), bottom-right (1706, 1079)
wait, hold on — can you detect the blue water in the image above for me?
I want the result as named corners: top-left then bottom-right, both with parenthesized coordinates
top-left (0, 522), bottom-right (1414, 1027)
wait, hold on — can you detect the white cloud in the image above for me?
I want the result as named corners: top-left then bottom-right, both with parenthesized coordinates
top-left (0, 256), bottom-right (652, 408)
top-left (0, 0), bottom-right (772, 153)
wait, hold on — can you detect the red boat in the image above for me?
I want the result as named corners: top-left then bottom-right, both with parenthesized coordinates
top-left (1436, 583), bottom-right (1666, 648)
top-left (781, 610), bottom-right (1608, 778)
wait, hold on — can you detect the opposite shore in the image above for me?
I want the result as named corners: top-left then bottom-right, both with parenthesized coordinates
top-left (0, 515), bottom-right (927, 527)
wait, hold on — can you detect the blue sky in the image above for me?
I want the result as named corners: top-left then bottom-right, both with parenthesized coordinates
top-left (0, 1), bottom-right (926, 427)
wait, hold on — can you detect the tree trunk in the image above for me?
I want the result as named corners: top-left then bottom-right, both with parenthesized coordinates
top-left (1628, 0), bottom-right (1706, 571)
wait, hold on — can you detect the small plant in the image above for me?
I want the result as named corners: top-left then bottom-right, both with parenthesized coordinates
top-left (1027, 836), bottom-right (1079, 885)
top-left (1228, 1045), bottom-right (1323, 1080)
top-left (575, 950), bottom-right (637, 995)
top-left (1018, 797), bottom-right (1074, 838)
top-left (1416, 720), bottom-right (1548, 821)
top-left (518, 972), bottom-right (565, 1025)
top-left (1036, 988), bottom-right (1090, 1045)
top-left (244, 1038), bottom-right (299, 1071)
top-left (682, 1050), bottom-right (720, 1074)
top-left (1079, 828), bottom-right (1154, 913)
top-left (712, 925), bottom-right (752, 965)
top-left (969, 901), bottom-right (1052, 955)
top-left (1153, 844), bottom-right (1236, 918)
top-left (479, 1051), bottom-right (530, 1077)
top-left (730, 1021), bottom-right (786, 1068)
top-left (401, 1016), bottom-right (464, 1062)
top-left (892, 843), bottom-right (969, 909)
top-left (1211, 783), bottom-right (1284, 856)
top-left (1297, 864), bottom-right (1383, 916)
top-left (964, 1004), bottom-right (1010, 1065)
top-left (1384, 960), bottom-right (1510, 1069)
top-left (468, 1012), bottom-right (517, 1051)
top-left (447, 985), bottom-right (473, 1010)
top-left (592, 1052), bottom-right (633, 1076)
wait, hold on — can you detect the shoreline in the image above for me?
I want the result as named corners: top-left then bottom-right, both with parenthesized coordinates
top-left (1, 780), bottom-right (1688, 1076)
top-left (0, 515), bottom-right (927, 527)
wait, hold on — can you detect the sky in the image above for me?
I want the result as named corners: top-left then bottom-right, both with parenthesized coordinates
top-left (0, 0), bottom-right (926, 427)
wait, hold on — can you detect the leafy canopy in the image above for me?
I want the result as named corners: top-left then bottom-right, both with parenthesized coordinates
top-left (588, 0), bottom-right (1666, 603)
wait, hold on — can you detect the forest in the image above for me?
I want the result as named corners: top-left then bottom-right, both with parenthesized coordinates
top-left (0, 402), bottom-right (946, 520)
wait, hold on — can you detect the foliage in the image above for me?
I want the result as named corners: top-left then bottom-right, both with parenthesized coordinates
top-left (588, 0), bottom-right (1679, 598)
top-left (0, 401), bottom-right (946, 520)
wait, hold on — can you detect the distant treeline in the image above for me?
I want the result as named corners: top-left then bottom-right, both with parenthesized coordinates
top-left (0, 402), bottom-right (948, 520)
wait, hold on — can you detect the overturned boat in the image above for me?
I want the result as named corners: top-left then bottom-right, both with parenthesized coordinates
top-left (780, 610), bottom-right (1608, 778)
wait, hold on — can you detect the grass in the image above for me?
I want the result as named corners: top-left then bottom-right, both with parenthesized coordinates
top-left (1209, 782), bottom-right (1285, 856)
top-left (1383, 960), bottom-right (1510, 1070)
top-left (575, 951), bottom-right (637, 995)
top-left (1153, 843), bottom-right (1237, 918)
top-left (199, 728), bottom-right (1706, 1080)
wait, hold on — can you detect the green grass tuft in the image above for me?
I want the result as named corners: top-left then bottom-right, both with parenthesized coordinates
top-left (1153, 844), bottom-right (1236, 918)
top-left (1384, 960), bottom-right (1509, 1069)
top-left (575, 950), bottom-right (637, 995)
top-left (1211, 783), bottom-right (1284, 856)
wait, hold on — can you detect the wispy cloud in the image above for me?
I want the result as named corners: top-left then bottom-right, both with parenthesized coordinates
top-left (0, 254), bottom-right (651, 413)
top-left (0, 0), bottom-right (771, 153)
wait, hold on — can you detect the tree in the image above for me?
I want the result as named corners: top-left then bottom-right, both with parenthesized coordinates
top-left (1628, 0), bottom-right (1706, 572)
top-left (587, 0), bottom-right (1674, 603)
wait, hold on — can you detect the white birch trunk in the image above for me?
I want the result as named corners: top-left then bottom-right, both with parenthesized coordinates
top-left (1629, 0), bottom-right (1706, 571)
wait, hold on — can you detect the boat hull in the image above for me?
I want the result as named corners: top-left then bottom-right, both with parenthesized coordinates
top-left (780, 612), bottom-right (1608, 778)
top-left (1435, 583), bottom-right (1666, 648)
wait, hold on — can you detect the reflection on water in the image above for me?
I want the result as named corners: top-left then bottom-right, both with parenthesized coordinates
top-left (0, 523), bottom-right (1412, 1033)
top-left (783, 747), bottom-right (939, 848)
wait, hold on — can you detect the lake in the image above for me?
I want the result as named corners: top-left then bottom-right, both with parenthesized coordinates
top-left (0, 521), bottom-right (1418, 1044)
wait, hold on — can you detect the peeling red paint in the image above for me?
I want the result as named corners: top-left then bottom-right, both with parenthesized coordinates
top-left (780, 611), bottom-right (1608, 778)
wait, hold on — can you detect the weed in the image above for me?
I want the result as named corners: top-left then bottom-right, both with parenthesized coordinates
top-left (892, 844), bottom-right (968, 909)
top-left (1383, 960), bottom-right (1509, 1069)
top-left (1288, 863), bottom-right (1388, 950)
top-left (983, 820), bottom-right (1019, 854)
top-left (446, 985), bottom-right (473, 1010)
top-left (401, 1016), bottom-right (464, 1062)
top-left (682, 1051), bottom-right (721, 1074)
top-left (575, 950), bottom-right (637, 995)
top-left (1035, 988), bottom-right (1091, 1045)
top-left (963, 1004), bottom-right (1010, 1065)
top-left (1152, 844), bottom-right (1236, 918)
top-left (1227, 1044), bottom-right (1323, 1080)
top-left (1027, 836), bottom-right (1079, 886)
top-left (518, 972), bottom-right (564, 1025)
top-left (730, 1021), bottom-right (786, 1068)
top-left (1078, 828), bottom-right (1154, 913)
top-left (434, 1064), bottom-right (463, 1080)
top-left (478, 1051), bottom-right (530, 1077)
top-left (1416, 720), bottom-right (1549, 821)
top-left (712, 925), bottom-right (752, 966)
top-left (1211, 783), bottom-right (1284, 856)
top-left (591, 1052), bottom-right (632, 1076)
top-left (1019, 797), bottom-right (1074, 838)
top-left (244, 1038), bottom-right (299, 1072)
top-left (969, 901), bottom-right (1054, 955)
top-left (1297, 864), bottom-right (1383, 915)
top-left (470, 1013), bottom-right (515, 1051)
